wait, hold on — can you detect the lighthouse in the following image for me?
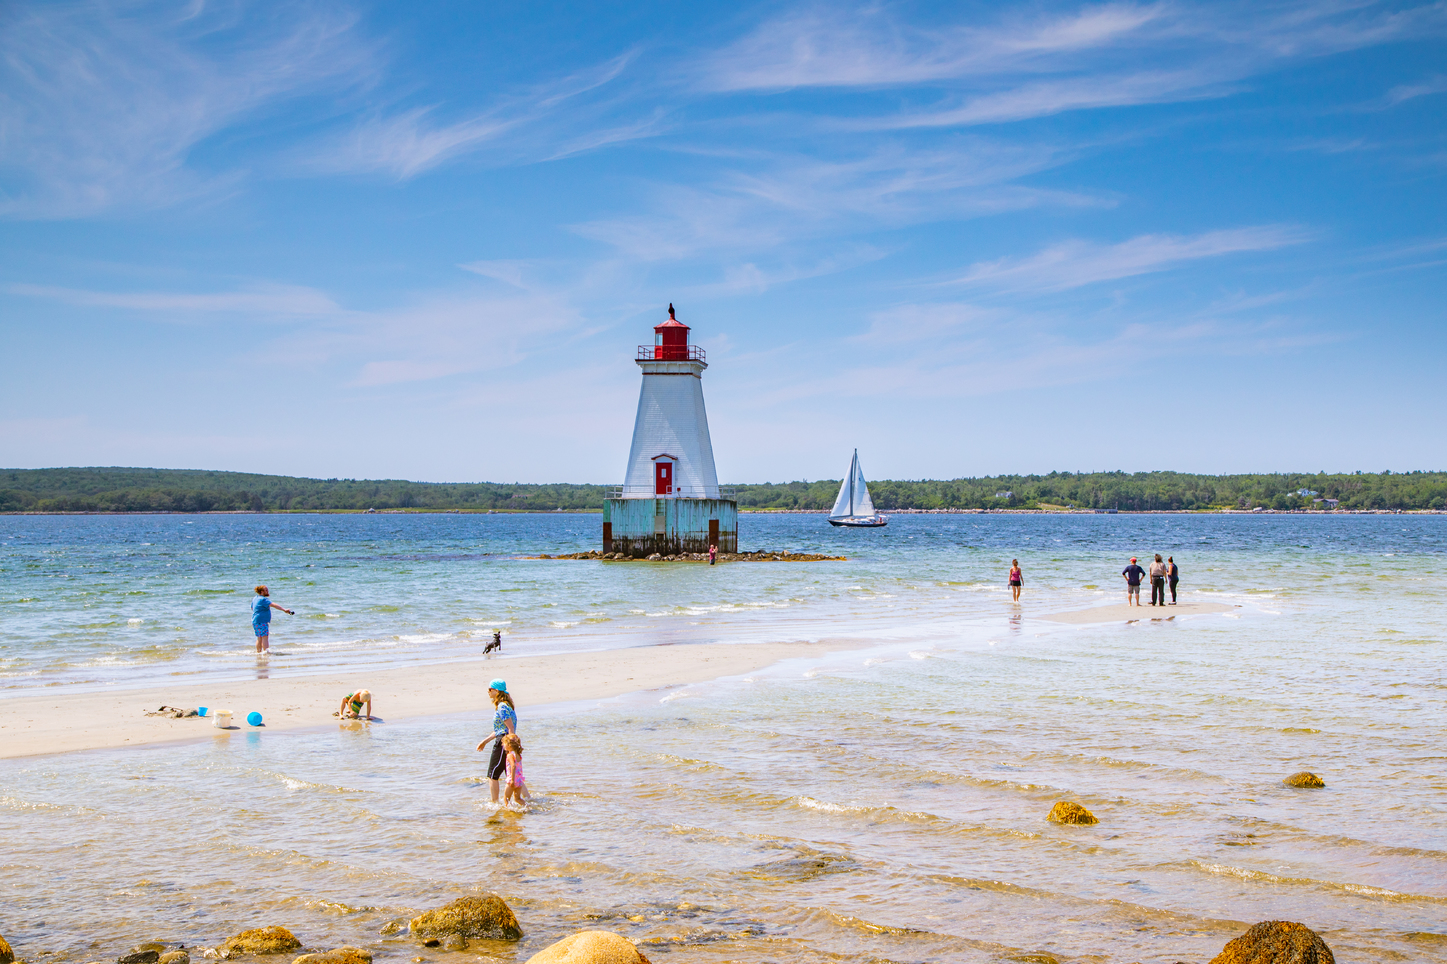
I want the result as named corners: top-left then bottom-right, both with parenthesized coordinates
top-left (603, 305), bottom-right (738, 557)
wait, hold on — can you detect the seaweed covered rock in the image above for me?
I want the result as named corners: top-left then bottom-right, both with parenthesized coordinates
top-left (1283, 772), bottom-right (1325, 788)
top-left (1047, 801), bottom-right (1098, 825)
top-left (292, 949), bottom-right (371, 964)
top-left (118, 951), bottom-right (159, 964)
top-left (409, 895), bottom-right (522, 943)
top-left (1209, 920), bottom-right (1334, 964)
top-left (0, 932), bottom-right (13, 964)
top-left (525, 931), bottom-right (651, 964)
top-left (220, 928), bottom-right (302, 957)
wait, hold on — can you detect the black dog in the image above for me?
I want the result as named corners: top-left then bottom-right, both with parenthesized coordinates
top-left (484, 630), bottom-right (503, 654)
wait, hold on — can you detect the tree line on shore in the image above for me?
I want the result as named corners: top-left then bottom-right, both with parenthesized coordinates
top-left (2, 467), bottom-right (1444, 513)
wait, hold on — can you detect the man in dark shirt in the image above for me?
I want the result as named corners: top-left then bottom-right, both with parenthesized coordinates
top-left (1122, 557), bottom-right (1146, 606)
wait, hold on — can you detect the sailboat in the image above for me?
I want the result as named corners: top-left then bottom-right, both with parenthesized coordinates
top-left (828, 449), bottom-right (887, 527)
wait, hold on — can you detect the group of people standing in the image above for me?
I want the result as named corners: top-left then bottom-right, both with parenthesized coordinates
top-left (1121, 554), bottom-right (1180, 606)
top-left (1005, 555), bottom-right (1182, 607)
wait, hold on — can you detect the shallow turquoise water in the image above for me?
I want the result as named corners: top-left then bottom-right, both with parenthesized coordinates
top-left (1, 514), bottom-right (1444, 962)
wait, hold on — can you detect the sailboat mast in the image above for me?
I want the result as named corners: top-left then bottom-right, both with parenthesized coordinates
top-left (848, 449), bottom-right (856, 516)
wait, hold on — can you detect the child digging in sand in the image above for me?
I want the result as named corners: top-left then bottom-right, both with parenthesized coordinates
top-left (502, 734), bottom-right (530, 808)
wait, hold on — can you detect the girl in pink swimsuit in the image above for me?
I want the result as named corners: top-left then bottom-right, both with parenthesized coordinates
top-left (502, 734), bottom-right (530, 807)
top-left (1009, 559), bottom-right (1023, 602)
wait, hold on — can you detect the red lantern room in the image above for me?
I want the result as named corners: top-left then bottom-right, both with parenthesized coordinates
top-left (654, 303), bottom-right (690, 360)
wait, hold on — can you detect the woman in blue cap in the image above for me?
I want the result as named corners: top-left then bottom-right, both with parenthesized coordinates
top-left (475, 679), bottom-right (517, 804)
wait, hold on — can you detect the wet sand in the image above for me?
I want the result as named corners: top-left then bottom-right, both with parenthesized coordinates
top-left (0, 640), bottom-right (851, 760)
top-left (1040, 598), bottom-right (1238, 624)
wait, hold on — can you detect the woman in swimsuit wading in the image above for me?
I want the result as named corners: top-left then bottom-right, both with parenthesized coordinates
top-left (1009, 559), bottom-right (1023, 603)
top-left (475, 679), bottom-right (518, 804)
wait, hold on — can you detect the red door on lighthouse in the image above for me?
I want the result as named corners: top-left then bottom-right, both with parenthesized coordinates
top-left (655, 460), bottom-right (673, 495)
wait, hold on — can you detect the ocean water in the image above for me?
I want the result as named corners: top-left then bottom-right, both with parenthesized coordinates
top-left (1, 513), bottom-right (1445, 963)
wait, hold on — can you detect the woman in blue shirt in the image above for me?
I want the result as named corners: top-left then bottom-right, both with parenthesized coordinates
top-left (476, 679), bottom-right (518, 804)
top-left (251, 585), bottom-right (293, 655)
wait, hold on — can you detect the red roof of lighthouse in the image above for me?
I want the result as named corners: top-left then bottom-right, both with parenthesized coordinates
top-left (655, 302), bottom-right (688, 331)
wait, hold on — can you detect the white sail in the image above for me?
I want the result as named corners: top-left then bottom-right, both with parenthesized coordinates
top-left (830, 450), bottom-right (877, 519)
top-left (829, 451), bottom-right (855, 518)
top-left (851, 455), bottom-right (876, 517)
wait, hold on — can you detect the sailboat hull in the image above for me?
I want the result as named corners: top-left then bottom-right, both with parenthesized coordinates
top-left (828, 517), bottom-right (887, 527)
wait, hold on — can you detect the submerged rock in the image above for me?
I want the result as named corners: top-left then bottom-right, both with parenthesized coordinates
top-left (1047, 801), bottom-right (1099, 825)
top-left (292, 949), bottom-right (371, 964)
top-left (1208, 920), bottom-right (1334, 963)
top-left (159, 952), bottom-right (190, 964)
top-left (220, 928), bottom-right (302, 957)
top-left (525, 931), bottom-right (652, 964)
top-left (1283, 772), bottom-right (1325, 788)
top-left (119, 952), bottom-right (159, 964)
top-left (0, 932), bottom-right (13, 964)
top-left (408, 895), bottom-right (523, 942)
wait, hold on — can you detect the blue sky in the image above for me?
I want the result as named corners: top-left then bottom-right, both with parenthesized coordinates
top-left (2, 0), bottom-right (1445, 483)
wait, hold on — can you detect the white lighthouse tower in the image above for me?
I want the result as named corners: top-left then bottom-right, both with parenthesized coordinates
top-left (603, 305), bottom-right (737, 557)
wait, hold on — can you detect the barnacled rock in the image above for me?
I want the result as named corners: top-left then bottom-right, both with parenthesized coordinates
top-left (219, 927), bottom-right (302, 957)
top-left (524, 931), bottom-right (652, 964)
top-left (1208, 920), bottom-right (1334, 964)
top-left (119, 951), bottom-right (159, 964)
top-left (408, 895), bottom-right (523, 943)
top-left (292, 948), bottom-right (371, 964)
top-left (1047, 801), bottom-right (1098, 825)
top-left (1284, 772), bottom-right (1325, 788)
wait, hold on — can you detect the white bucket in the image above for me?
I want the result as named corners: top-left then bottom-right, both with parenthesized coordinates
top-left (212, 709), bottom-right (232, 729)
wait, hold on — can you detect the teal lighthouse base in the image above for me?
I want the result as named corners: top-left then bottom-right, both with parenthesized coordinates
top-left (602, 498), bottom-right (737, 557)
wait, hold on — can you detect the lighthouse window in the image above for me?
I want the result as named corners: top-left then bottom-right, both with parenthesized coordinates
top-left (655, 332), bottom-right (663, 346)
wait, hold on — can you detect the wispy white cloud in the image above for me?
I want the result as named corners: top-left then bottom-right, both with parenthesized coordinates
top-left (305, 53), bottom-right (652, 178)
top-left (0, 0), bottom-right (376, 219)
top-left (1384, 74), bottom-right (1447, 105)
top-left (573, 140), bottom-right (1100, 261)
top-left (947, 225), bottom-right (1312, 292)
top-left (6, 275), bottom-right (581, 386)
top-left (698, 2), bottom-right (1447, 131)
top-left (701, 4), bottom-right (1166, 91)
top-left (7, 282), bottom-right (339, 315)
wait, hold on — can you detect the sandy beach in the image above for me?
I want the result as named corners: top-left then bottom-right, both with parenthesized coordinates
top-left (1039, 599), bottom-right (1238, 624)
top-left (0, 640), bottom-right (851, 760)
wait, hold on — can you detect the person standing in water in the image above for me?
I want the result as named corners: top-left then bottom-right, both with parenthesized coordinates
top-left (1121, 558), bottom-right (1145, 606)
top-left (1148, 554), bottom-right (1168, 606)
top-left (709, 543), bottom-right (718, 565)
top-left (1009, 559), bottom-right (1023, 602)
top-left (475, 679), bottom-right (518, 804)
top-left (251, 585), bottom-right (293, 654)
top-left (1168, 556), bottom-right (1180, 605)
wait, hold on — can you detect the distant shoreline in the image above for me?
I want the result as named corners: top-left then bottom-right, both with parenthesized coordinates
top-left (2, 508), bottom-right (1443, 516)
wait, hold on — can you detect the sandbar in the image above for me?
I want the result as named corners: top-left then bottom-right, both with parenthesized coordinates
top-left (0, 640), bottom-right (848, 760)
top-left (1039, 599), bottom-right (1239, 625)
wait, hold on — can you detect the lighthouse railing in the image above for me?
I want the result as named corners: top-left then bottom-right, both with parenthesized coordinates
top-left (636, 345), bottom-right (706, 363)
top-left (607, 484), bottom-right (735, 500)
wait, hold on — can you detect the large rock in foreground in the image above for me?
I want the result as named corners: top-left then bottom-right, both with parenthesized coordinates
top-left (1209, 921), bottom-right (1334, 964)
top-left (525, 931), bottom-right (651, 964)
top-left (220, 927), bottom-right (303, 957)
top-left (409, 895), bottom-right (522, 942)
top-left (1283, 772), bottom-right (1325, 788)
top-left (0, 931), bottom-right (13, 964)
top-left (1047, 801), bottom-right (1098, 825)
